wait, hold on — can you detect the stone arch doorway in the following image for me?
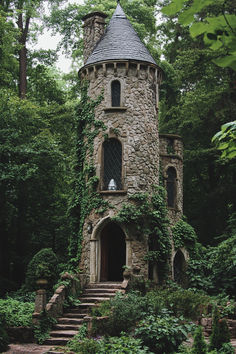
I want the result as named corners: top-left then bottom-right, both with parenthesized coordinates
top-left (100, 222), bottom-right (126, 281)
top-left (173, 250), bottom-right (186, 285)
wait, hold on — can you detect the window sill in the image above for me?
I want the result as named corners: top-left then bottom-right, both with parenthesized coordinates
top-left (104, 107), bottom-right (127, 112)
top-left (100, 190), bottom-right (127, 195)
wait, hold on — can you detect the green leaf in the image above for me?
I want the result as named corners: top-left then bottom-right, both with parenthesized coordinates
top-left (213, 55), bottom-right (236, 70)
top-left (162, 0), bottom-right (187, 16)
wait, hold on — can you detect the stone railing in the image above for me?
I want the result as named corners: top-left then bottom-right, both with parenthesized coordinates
top-left (33, 272), bottom-right (84, 324)
top-left (200, 317), bottom-right (236, 338)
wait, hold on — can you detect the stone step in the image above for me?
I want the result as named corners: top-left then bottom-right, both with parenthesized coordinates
top-left (57, 317), bottom-right (84, 325)
top-left (84, 288), bottom-right (119, 294)
top-left (50, 330), bottom-right (78, 338)
top-left (44, 337), bottom-right (70, 345)
top-left (82, 293), bottom-right (116, 298)
top-left (54, 323), bottom-right (82, 331)
top-left (86, 282), bottom-right (122, 289)
top-left (78, 302), bottom-right (96, 308)
top-left (62, 312), bottom-right (87, 318)
top-left (65, 309), bottom-right (88, 315)
top-left (80, 297), bottom-right (111, 302)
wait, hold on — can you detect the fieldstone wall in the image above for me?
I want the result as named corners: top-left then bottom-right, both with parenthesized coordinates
top-left (159, 134), bottom-right (183, 225)
top-left (82, 12), bottom-right (107, 63)
top-left (79, 62), bottom-right (161, 281)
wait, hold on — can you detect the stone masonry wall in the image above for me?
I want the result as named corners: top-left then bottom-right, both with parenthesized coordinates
top-left (79, 62), bottom-right (161, 281)
top-left (159, 134), bottom-right (183, 225)
top-left (82, 13), bottom-right (107, 63)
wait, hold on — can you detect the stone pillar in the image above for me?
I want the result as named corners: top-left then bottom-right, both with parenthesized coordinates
top-left (32, 289), bottom-right (47, 325)
top-left (82, 12), bottom-right (107, 63)
top-left (90, 239), bottom-right (98, 282)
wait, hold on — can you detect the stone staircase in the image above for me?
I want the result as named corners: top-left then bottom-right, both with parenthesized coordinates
top-left (44, 282), bottom-right (123, 347)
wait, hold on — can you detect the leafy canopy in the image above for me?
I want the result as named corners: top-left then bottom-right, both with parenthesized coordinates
top-left (162, 0), bottom-right (236, 70)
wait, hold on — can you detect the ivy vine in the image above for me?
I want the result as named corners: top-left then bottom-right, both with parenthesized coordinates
top-left (172, 219), bottom-right (197, 252)
top-left (67, 83), bottom-right (109, 268)
top-left (112, 186), bottom-right (172, 281)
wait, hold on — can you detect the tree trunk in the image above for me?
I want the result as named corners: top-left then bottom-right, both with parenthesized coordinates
top-left (19, 45), bottom-right (27, 99)
top-left (17, 12), bottom-right (30, 99)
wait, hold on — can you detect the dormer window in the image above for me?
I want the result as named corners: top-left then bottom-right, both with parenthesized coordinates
top-left (111, 80), bottom-right (121, 107)
top-left (103, 138), bottom-right (122, 190)
top-left (167, 167), bottom-right (177, 208)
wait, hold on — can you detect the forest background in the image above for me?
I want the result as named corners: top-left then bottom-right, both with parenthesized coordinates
top-left (0, 0), bottom-right (236, 294)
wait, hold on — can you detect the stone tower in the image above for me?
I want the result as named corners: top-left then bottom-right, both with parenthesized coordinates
top-left (79, 3), bottom-right (183, 284)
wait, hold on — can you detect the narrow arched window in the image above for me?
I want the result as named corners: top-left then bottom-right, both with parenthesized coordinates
top-left (174, 250), bottom-right (186, 285)
top-left (167, 167), bottom-right (177, 208)
top-left (103, 138), bottom-right (122, 190)
top-left (111, 80), bottom-right (121, 107)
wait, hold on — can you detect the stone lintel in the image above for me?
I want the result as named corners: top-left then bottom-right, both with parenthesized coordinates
top-left (99, 189), bottom-right (127, 195)
top-left (104, 107), bottom-right (127, 112)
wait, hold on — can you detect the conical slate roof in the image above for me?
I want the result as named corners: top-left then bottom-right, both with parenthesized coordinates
top-left (85, 3), bottom-right (157, 66)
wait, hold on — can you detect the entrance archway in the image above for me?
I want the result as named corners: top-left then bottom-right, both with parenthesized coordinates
top-left (100, 222), bottom-right (126, 281)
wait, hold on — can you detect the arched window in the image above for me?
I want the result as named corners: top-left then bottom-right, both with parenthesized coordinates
top-left (167, 167), bottom-right (177, 208)
top-left (111, 80), bottom-right (121, 107)
top-left (103, 138), bottom-right (122, 190)
top-left (173, 250), bottom-right (186, 285)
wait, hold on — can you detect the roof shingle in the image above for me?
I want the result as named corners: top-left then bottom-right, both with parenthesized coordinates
top-left (85, 3), bottom-right (157, 66)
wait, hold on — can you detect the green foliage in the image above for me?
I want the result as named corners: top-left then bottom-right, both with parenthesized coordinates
top-left (6, 287), bottom-right (35, 303)
top-left (92, 291), bottom-right (150, 336)
top-left (192, 326), bottom-right (207, 354)
top-left (91, 300), bottom-right (111, 318)
top-left (146, 287), bottom-right (210, 320)
top-left (207, 235), bottom-right (236, 297)
top-left (172, 219), bottom-right (197, 251)
top-left (212, 121), bottom-right (236, 159)
top-left (0, 298), bottom-right (34, 327)
top-left (0, 87), bottom-right (73, 290)
top-left (217, 342), bottom-right (235, 354)
top-left (33, 310), bottom-right (57, 344)
top-left (67, 337), bottom-right (101, 354)
top-left (67, 83), bottom-right (108, 266)
top-left (66, 323), bottom-right (88, 351)
top-left (97, 333), bottom-right (150, 353)
top-left (162, 0), bottom-right (236, 70)
top-left (187, 235), bottom-right (236, 297)
top-left (135, 313), bottom-right (194, 353)
top-left (209, 306), bottom-right (230, 351)
top-left (25, 248), bottom-right (59, 291)
top-left (113, 187), bottom-right (171, 281)
top-left (0, 314), bottom-right (9, 352)
top-left (66, 332), bottom-right (150, 353)
top-left (45, 0), bottom-right (160, 62)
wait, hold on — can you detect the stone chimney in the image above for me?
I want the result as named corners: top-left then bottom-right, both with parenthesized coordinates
top-left (82, 11), bottom-right (108, 63)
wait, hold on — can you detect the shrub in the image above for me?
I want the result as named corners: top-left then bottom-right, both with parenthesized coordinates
top-left (217, 342), bottom-right (235, 354)
top-left (66, 337), bottom-right (101, 354)
top-left (191, 326), bottom-right (207, 354)
top-left (135, 313), bottom-right (194, 353)
top-left (66, 323), bottom-right (88, 351)
top-left (25, 248), bottom-right (59, 291)
top-left (0, 314), bottom-right (9, 352)
top-left (0, 298), bottom-right (34, 327)
top-left (33, 310), bottom-right (57, 344)
top-left (7, 286), bottom-right (35, 303)
top-left (92, 291), bottom-right (150, 336)
top-left (146, 287), bottom-right (210, 320)
top-left (98, 333), bottom-right (150, 353)
top-left (209, 306), bottom-right (231, 351)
